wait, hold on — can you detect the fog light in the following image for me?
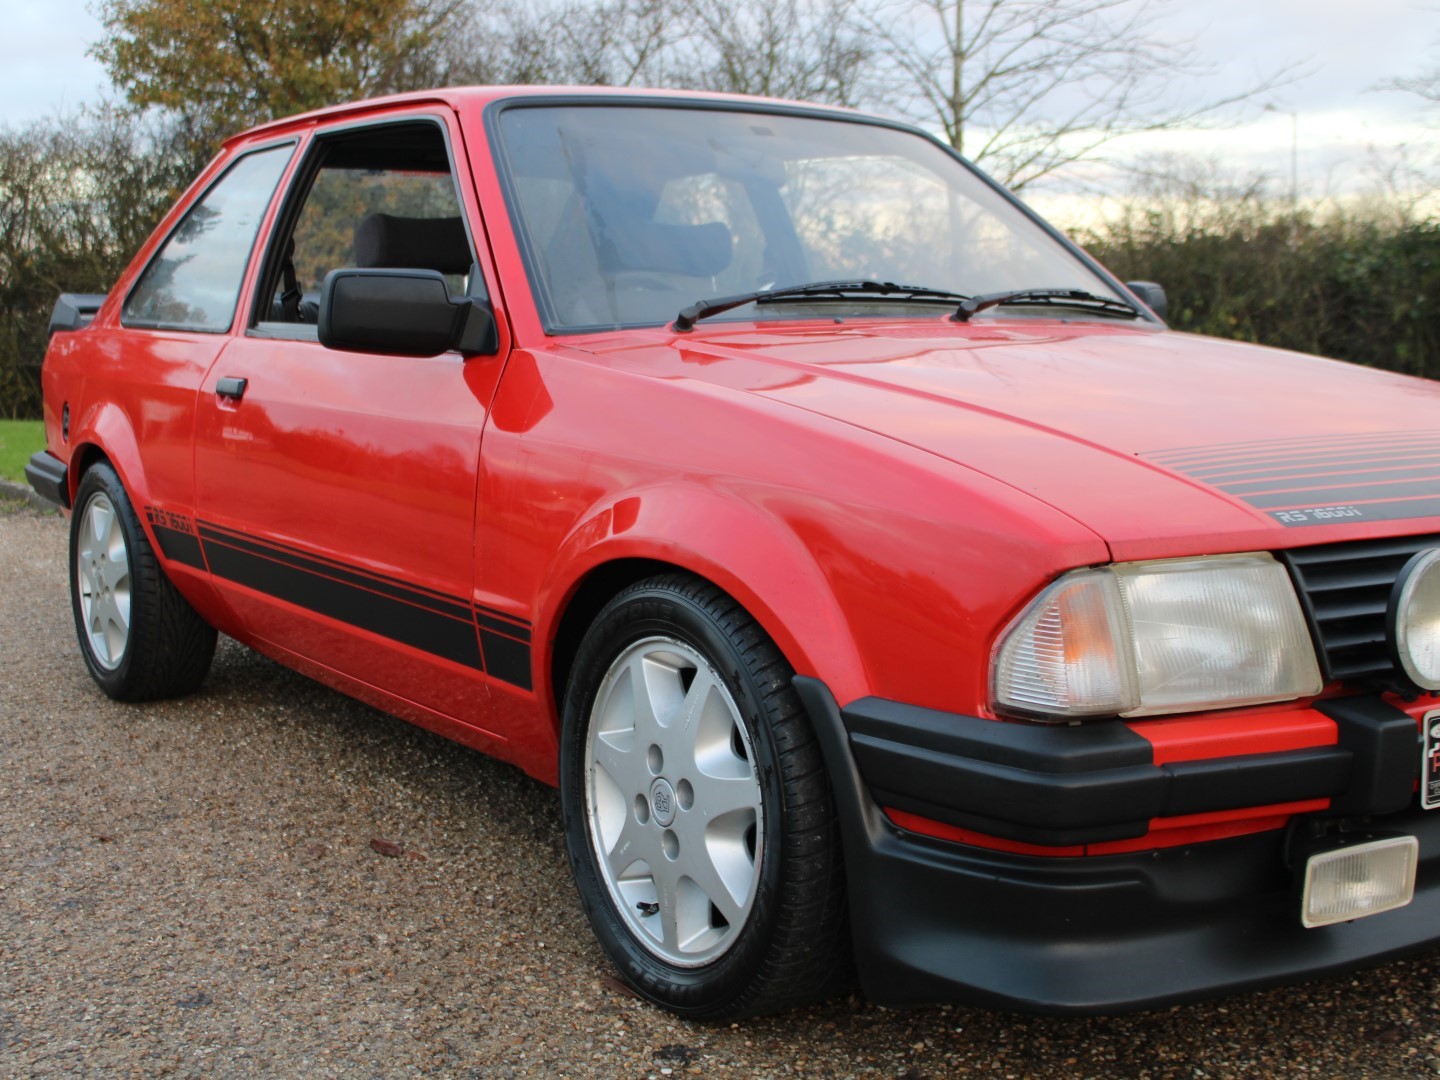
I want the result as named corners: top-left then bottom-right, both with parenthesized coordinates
top-left (1301, 836), bottom-right (1418, 928)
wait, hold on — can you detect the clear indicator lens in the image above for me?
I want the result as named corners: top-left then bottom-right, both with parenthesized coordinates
top-left (1302, 836), bottom-right (1418, 928)
top-left (992, 571), bottom-right (1137, 718)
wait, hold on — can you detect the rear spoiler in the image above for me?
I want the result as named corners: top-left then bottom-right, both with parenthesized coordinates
top-left (48, 293), bottom-right (109, 337)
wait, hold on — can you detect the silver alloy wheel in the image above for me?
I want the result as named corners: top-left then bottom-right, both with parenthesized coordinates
top-left (584, 635), bottom-right (764, 968)
top-left (76, 492), bottom-right (131, 671)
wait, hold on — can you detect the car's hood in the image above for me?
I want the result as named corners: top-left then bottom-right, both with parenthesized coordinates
top-left (581, 319), bottom-right (1440, 559)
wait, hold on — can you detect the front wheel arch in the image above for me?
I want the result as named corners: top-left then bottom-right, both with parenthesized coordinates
top-left (558, 571), bottom-right (850, 1019)
top-left (548, 557), bottom-right (692, 733)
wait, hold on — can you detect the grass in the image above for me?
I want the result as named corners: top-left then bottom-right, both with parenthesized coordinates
top-left (0, 419), bottom-right (44, 483)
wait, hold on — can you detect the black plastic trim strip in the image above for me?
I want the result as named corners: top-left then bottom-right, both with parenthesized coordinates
top-left (1160, 748), bottom-right (1350, 816)
top-left (24, 451), bottom-right (68, 509)
top-left (840, 695), bottom-right (1361, 847)
top-left (1316, 696), bottom-right (1421, 815)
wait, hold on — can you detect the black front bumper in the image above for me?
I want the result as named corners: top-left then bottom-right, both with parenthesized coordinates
top-left (794, 677), bottom-right (1440, 1013)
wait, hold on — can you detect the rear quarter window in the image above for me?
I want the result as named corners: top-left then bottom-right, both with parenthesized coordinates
top-left (123, 144), bottom-right (292, 333)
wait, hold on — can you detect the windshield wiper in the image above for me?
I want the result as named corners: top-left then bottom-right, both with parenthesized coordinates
top-left (953, 288), bottom-right (1141, 322)
top-left (673, 280), bottom-right (970, 332)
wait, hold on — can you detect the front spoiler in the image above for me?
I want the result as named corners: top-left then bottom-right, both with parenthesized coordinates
top-left (794, 677), bottom-right (1440, 1013)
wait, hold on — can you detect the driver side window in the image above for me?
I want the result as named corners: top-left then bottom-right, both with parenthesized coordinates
top-left (252, 120), bottom-right (479, 339)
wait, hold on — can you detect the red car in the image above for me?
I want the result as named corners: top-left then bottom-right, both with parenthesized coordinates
top-left (26, 86), bottom-right (1440, 1019)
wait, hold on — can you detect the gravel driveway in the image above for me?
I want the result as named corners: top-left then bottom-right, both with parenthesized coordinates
top-left (4, 496), bottom-right (1440, 1078)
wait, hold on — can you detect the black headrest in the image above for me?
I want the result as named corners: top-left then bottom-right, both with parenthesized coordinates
top-left (601, 221), bottom-right (733, 278)
top-left (354, 213), bottom-right (472, 275)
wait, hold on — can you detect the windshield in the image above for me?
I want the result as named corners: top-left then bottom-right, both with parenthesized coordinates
top-left (492, 103), bottom-right (1122, 331)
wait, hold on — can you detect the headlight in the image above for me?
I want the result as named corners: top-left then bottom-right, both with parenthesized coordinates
top-left (1390, 548), bottom-right (1440, 691)
top-left (993, 553), bottom-right (1323, 720)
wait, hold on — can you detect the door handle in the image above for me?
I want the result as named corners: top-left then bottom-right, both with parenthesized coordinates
top-left (216, 377), bottom-right (248, 401)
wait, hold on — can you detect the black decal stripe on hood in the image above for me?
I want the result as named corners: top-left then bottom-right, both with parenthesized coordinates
top-left (1147, 432), bottom-right (1440, 528)
top-left (1148, 429), bottom-right (1440, 468)
top-left (1216, 460), bottom-right (1440, 493)
top-left (1246, 476), bottom-right (1440, 510)
top-left (1184, 446), bottom-right (1440, 482)
top-left (194, 522), bottom-right (533, 687)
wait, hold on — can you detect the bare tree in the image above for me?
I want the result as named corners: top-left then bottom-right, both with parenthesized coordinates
top-left (1381, 13), bottom-right (1440, 110)
top-left (675, 0), bottom-right (876, 105)
top-left (444, 0), bottom-right (872, 105)
top-left (866, 0), bottom-right (1293, 190)
top-left (444, 0), bottom-right (675, 86)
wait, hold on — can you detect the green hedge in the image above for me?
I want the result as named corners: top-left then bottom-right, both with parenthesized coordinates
top-left (1084, 213), bottom-right (1440, 379)
top-left (0, 111), bottom-right (194, 419)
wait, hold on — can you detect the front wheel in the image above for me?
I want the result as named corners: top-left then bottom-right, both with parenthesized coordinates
top-left (559, 574), bottom-right (848, 1019)
top-left (69, 463), bottom-right (217, 700)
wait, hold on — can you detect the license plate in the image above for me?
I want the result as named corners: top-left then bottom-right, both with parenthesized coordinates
top-left (1424, 709), bottom-right (1440, 810)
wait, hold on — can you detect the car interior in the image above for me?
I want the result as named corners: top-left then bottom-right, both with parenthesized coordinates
top-left (251, 121), bottom-right (481, 341)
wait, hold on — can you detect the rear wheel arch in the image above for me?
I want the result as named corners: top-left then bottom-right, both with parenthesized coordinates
top-left (66, 443), bottom-right (112, 506)
top-left (65, 404), bottom-right (151, 512)
top-left (68, 461), bottom-right (217, 700)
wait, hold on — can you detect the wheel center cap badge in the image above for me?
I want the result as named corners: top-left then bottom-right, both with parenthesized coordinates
top-left (650, 778), bottom-right (676, 827)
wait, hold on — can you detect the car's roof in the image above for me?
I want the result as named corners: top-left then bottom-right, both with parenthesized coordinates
top-left (226, 85), bottom-right (868, 148)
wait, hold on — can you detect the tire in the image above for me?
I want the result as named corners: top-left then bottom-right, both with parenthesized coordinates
top-left (70, 462), bottom-right (217, 701)
top-left (559, 573), bottom-right (849, 1019)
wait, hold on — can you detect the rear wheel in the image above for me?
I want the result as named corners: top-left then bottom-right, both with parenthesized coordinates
top-left (70, 463), bottom-right (216, 700)
top-left (560, 573), bottom-right (848, 1019)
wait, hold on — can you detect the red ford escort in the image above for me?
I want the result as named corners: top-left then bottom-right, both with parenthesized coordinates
top-left (26, 86), bottom-right (1440, 1019)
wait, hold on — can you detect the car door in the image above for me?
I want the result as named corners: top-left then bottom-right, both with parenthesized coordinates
top-left (89, 141), bottom-right (296, 601)
top-left (192, 110), bottom-right (518, 747)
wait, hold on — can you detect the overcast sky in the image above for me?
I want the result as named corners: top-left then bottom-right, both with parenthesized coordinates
top-left (1, 0), bottom-right (1436, 202)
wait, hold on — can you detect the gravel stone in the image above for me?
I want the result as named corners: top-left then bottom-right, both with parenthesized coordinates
top-left (4, 500), bottom-right (1440, 1077)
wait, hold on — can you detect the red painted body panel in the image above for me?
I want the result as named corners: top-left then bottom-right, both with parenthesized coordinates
top-left (571, 318), bottom-right (1440, 559)
top-left (36, 86), bottom-right (1440, 857)
top-left (191, 337), bottom-right (509, 738)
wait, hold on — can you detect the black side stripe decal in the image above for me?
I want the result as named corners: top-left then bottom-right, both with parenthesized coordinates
top-left (198, 524), bottom-right (475, 623)
top-left (192, 521), bottom-right (532, 689)
top-left (151, 526), bottom-right (207, 570)
top-left (144, 509), bottom-right (208, 570)
top-left (479, 630), bottom-right (533, 690)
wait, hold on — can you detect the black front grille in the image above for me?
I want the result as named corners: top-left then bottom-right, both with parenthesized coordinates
top-left (1281, 533), bottom-right (1440, 684)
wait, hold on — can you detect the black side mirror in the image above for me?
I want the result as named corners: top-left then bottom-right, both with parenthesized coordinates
top-left (318, 268), bottom-right (497, 357)
top-left (48, 293), bottom-right (108, 337)
top-left (1125, 281), bottom-right (1167, 322)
